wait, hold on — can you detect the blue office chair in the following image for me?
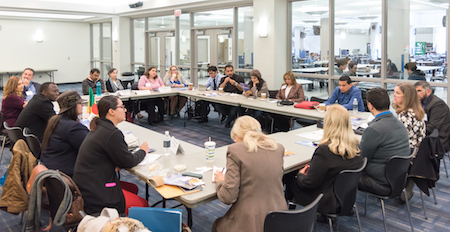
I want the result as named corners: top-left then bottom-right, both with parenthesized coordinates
top-left (128, 207), bottom-right (182, 232)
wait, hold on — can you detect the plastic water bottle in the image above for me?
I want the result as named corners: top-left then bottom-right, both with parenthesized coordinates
top-left (96, 81), bottom-right (101, 96)
top-left (353, 98), bottom-right (358, 114)
top-left (127, 82), bottom-right (132, 89)
top-left (163, 131), bottom-right (171, 156)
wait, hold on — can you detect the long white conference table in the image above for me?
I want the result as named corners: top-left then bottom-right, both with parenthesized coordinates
top-left (106, 90), bottom-right (370, 227)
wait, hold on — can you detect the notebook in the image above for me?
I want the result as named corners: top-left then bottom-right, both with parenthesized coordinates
top-left (240, 83), bottom-right (250, 92)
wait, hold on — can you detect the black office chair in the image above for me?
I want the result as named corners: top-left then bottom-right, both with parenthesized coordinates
top-left (0, 111), bottom-right (8, 164)
top-left (360, 154), bottom-right (415, 232)
top-left (263, 193), bottom-right (323, 232)
top-left (325, 157), bottom-right (367, 232)
top-left (23, 127), bottom-right (42, 160)
top-left (1, 122), bottom-right (24, 164)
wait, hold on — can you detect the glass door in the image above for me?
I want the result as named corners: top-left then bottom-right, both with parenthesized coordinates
top-left (194, 28), bottom-right (233, 85)
top-left (148, 31), bottom-right (175, 78)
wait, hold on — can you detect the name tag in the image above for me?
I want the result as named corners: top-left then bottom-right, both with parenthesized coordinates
top-left (26, 91), bottom-right (33, 96)
top-left (145, 83), bottom-right (151, 87)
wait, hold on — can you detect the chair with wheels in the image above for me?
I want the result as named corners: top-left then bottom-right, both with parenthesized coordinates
top-left (263, 193), bottom-right (323, 232)
top-left (360, 154), bottom-right (415, 232)
top-left (324, 157), bottom-right (367, 232)
top-left (23, 127), bottom-right (42, 160)
top-left (128, 207), bottom-right (182, 232)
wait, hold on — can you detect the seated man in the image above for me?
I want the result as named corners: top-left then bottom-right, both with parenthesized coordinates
top-left (344, 62), bottom-right (357, 76)
top-left (415, 81), bottom-right (450, 151)
top-left (15, 82), bottom-right (59, 142)
top-left (22, 68), bottom-right (41, 101)
top-left (322, 75), bottom-right (364, 112)
top-left (82, 68), bottom-right (106, 95)
top-left (198, 66), bottom-right (223, 123)
top-left (215, 65), bottom-right (244, 128)
top-left (358, 88), bottom-right (410, 196)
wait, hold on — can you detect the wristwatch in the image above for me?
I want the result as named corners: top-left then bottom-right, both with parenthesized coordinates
top-left (234, 81), bottom-right (238, 86)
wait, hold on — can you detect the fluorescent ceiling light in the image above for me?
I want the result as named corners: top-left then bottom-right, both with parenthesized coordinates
top-left (0, 11), bottom-right (93, 19)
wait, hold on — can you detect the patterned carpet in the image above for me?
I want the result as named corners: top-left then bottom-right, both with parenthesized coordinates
top-left (1, 83), bottom-right (450, 231)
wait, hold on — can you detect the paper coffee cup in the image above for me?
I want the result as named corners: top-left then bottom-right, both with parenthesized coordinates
top-left (261, 93), bottom-right (266, 101)
top-left (218, 88), bottom-right (224, 93)
top-left (205, 141), bottom-right (216, 163)
top-left (319, 103), bottom-right (326, 111)
top-left (189, 83), bottom-right (193, 90)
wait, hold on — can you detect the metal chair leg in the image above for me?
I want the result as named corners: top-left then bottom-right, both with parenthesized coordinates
top-left (354, 205), bottom-right (362, 232)
top-left (431, 188), bottom-right (437, 204)
top-left (0, 136), bottom-right (6, 164)
top-left (420, 191), bottom-right (428, 219)
top-left (379, 199), bottom-right (388, 232)
top-left (364, 193), bottom-right (368, 216)
top-left (404, 190), bottom-right (415, 232)
top-left (442, 154), bottom-right (449, 178)
top-left (328, 217), bottom-right (334, 232)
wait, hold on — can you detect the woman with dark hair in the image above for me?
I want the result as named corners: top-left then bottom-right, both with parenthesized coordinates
top-left (138, 66), bottom-right (165, 125)
top-left (404, 62), bottom-right (426, 81)
top-left (1, 76), bottom-right (27, 127)
top-left (387, 59), bottom-right (398, 76)
top-left (73, 96), bottom-right (150, 215)
top-left (244, 69), bottom-right (269, 98)
top-left (40, 91), bottom-right (88, 177)
top-left (106, 68), bottom-right (143, 121)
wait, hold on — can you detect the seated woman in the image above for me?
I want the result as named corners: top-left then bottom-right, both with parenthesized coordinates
top-left (106, 68), bottom-right (143, 121)
top-left (213, 116), bottom-right (287, 232)
top-left (243, 69), bottom-right (269, 119)
top-left (138, 66), bottom-right (165, 125)
top-left (163, 65), bottom-right (187, 119)
top-left (40, 91), bottom-right (89, 177)
top-left (285, 104), bottom-right (363, 215)
top-left (273, 71), bottom-right (305, 132)
top-left (1, 76), bottom-right (27, 127)
top-left (73, 96), bottom-right (150, 215)
top-left (393, 83), bottom-right (426, 202)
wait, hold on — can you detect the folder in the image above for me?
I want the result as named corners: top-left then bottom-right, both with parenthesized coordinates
top-left (129, 207), bottom-right (182, 232)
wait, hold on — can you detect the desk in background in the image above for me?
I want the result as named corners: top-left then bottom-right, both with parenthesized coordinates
top-left (0, 69), bottom-right (57, 88)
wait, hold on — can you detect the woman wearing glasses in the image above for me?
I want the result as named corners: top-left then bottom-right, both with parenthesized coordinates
top-left (73, 96), bottom-right (150, 215)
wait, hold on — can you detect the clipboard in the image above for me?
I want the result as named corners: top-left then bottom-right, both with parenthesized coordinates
top-left (147, 176), bottom-right (202, 199)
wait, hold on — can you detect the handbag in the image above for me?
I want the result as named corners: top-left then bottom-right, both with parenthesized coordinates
top-left (294, 101), bottom-right (319, 109)
top-left (57, 171), bottom-right (84, 227)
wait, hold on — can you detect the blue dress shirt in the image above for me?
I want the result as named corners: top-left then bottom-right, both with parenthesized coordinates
top-left (205, 75), bottom-right (222, 90)
top-left (324, 85), bottom-right (365, 112)
top-left (25, 82), bottom-right (37, 101)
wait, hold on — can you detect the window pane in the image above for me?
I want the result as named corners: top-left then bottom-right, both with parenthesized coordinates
top-left (92, 24), bottom-right (100, 60)
top-left (148, 16), bottom-right (175, 30)
top-left (292, 0), bottom-right (330, 75)
top-left (334, 0), bottom-right (381, 77)
top-left (102, 23), bottom-right (111, 61)
top-left (238, 6), bottom-right (254, 69)
top-left (134, 64), bottom-right (146, 79)
top-left (102, 62), bottom-right (112, 80)
top-left (235, 71), bottom-right (252, 84)
top-left (387, 0), bottom-right (447, 81)
top-left (179, 67), bottom-right (191, 83)
top-left (180, 14), bottom-right (191, 66)
top-left (133, 18), bottom-right (145, 63)
top-left (295, 77), bottom-right (329, 101)
top-left (194, 9), bottom-right (233, 27)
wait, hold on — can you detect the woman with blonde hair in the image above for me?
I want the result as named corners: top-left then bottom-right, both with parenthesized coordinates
top-left (285, 104), bottom-right (363, 216)
top-left (393, 83), bottom-right (426, 150)
top-left (1, 76), bottom-right (27, 127)
top-left (213, 116), bottom-right (287, 232)
top-left (163, 65), bottom-right (188, 119)
top-left (275, 71), bottom-right (305, 102)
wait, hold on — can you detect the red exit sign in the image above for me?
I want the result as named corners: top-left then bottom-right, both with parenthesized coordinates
top-left (174, 9), bottom-right (182, 17)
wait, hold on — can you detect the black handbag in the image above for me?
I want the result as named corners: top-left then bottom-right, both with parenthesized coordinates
top-left (277, 100), bottom-right (294, 106)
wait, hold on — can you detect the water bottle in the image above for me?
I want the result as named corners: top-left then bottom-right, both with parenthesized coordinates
top-left (163, 131), bottom-right (171, 156)
top-left (127, 82), bottom-right (132, 89)
top-left (352, 98), bottom-right (358, 114)
top-left (96, 81), bottom-right (101, 96)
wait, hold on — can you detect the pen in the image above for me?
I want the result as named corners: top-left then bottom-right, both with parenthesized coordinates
top-left (221, 168), bottom-right (225, 173)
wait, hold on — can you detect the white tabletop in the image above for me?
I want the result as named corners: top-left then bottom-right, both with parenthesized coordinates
top-left (418, 66), bottom-right (443, 72)
top-left (292, 67), bottom-right (329, 73)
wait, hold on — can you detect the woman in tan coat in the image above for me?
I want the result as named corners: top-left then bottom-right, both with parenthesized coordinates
top-left (213, 116), bottom-right (287, 232)
top-left (275, 71), bottom-right (305, 102)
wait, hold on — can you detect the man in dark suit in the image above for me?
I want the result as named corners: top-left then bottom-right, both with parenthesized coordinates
top-left (415, 81), bottom-right (450, 151)
top-left (21, 68), bottom-right (41, 101)
top-left (15, 82), bottom-right (59, 142)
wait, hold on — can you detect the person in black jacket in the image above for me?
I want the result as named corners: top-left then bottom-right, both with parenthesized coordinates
top-left (405, 62), bottom-right (426, 81)
top-left (285, 105), bottom-right (363, 215)
top-left (73, 96), bottom-right (149, 215)
top-left (40, 91), bottom-right (89, 177)
top-left (15, 82), bottom-right (59, 142)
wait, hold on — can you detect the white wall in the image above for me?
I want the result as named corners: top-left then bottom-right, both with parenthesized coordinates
top-left (0, 18), bottom-right (90, 84)
top-left (334, 34), bottom-right (370, 56)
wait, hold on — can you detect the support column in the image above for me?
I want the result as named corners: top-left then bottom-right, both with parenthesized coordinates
top-left (387, 0), bottom-right (410, 76)
top-left (112, 16), bottom-right (132, 73)
top-left (253, 0), bottom-right (288, 90)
